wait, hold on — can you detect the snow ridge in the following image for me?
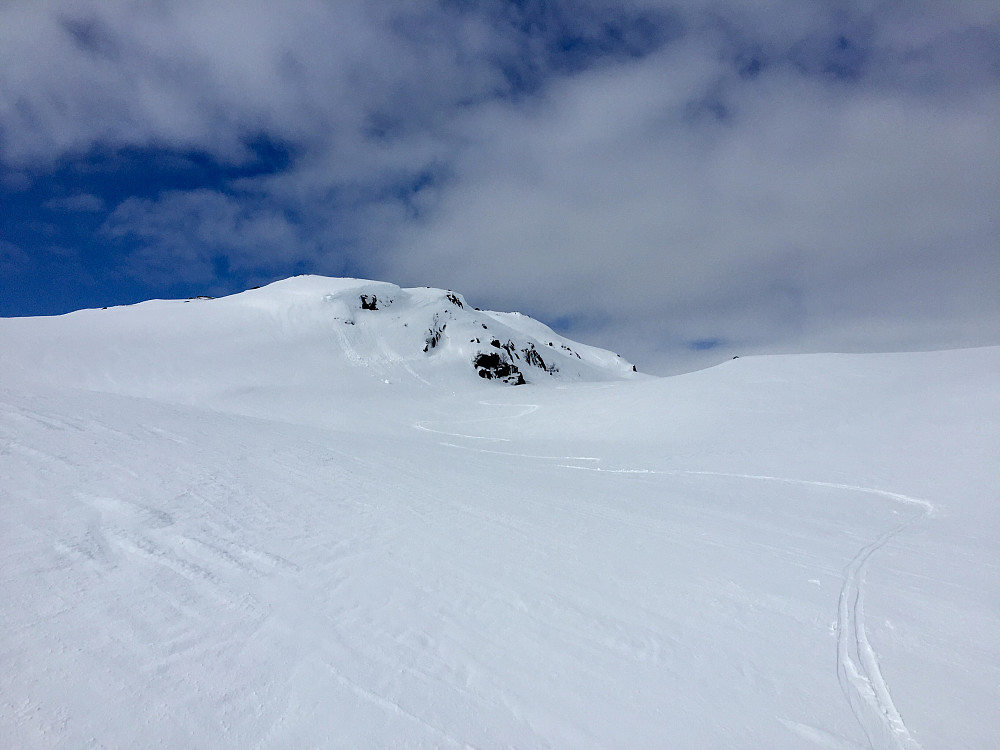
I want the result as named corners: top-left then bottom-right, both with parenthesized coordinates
top-left (0, 276), bottom-right (638, 395)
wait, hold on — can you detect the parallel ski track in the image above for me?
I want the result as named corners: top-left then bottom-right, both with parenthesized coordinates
top-left (421, 402), bottom-right (932, 750)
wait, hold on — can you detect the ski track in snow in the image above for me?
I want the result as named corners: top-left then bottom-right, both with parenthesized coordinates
top-left (439, 442), bottom-right (600, 462)
top-left (413, 402), bottom-right (540, 442)
top-left (424, 402), bottom-right (932, 750)
top-left (671, 471), bottom-right (930, 750)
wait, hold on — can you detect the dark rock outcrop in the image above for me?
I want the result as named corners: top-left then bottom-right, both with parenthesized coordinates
top-left (473, 352), bottom-right (525, 385)
top-left (424, 315), bottom-right (446, 352)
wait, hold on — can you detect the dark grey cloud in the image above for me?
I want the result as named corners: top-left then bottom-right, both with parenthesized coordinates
top-left (1, 0), bottom-right (998, 371)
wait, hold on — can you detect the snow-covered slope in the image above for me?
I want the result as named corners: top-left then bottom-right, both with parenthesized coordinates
top-left (1, 278), bottom-right (998, 750)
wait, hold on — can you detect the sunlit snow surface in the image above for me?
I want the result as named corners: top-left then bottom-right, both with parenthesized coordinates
top-left (1, 277), bottom-right (998, 749)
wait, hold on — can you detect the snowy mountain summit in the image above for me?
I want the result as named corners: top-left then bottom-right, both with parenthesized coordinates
top-left (207, 276), bottom-right (636, 385)
top-left (0, 276), bottom-right (636, 401)
top-left (260, 275), bottom-right (637, 385)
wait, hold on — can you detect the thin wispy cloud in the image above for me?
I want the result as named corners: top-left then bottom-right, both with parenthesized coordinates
top-left (1, 0), bottom-right (997, 371)
top-left (43, 193), bottom-right (105, 212)
top-left (102, 189), bottom-right (316, 284)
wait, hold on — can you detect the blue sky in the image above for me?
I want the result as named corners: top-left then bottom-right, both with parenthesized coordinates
top-left (2, 1), bottom-right (998, 372)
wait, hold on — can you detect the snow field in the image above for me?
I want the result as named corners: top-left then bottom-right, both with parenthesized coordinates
top-left (1, 278), bottom-right (998, 748)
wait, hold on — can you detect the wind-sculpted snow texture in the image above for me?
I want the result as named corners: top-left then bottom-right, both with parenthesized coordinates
top-left (1, 276), bottom-right (998, 749)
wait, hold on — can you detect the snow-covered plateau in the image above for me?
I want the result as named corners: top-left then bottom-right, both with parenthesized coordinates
top-left (1, 276), bottom-right (997, 749)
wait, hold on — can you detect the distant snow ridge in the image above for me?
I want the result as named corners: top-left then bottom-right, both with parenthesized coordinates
top-left (0, 276), bottom-right (637, 396)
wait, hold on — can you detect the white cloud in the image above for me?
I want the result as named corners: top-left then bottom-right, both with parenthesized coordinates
top-left (382, 36), bottom-right (1000, 371)
top-left (2, 1), bottom-right (998, 370)
top-left (0, 0), bottom-right (511, 166)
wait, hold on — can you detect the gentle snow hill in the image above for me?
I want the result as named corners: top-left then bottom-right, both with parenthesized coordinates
top-left (0, 275), bottom-right (638, 403)
top-left (1, 277), bottom-right (998, 750)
